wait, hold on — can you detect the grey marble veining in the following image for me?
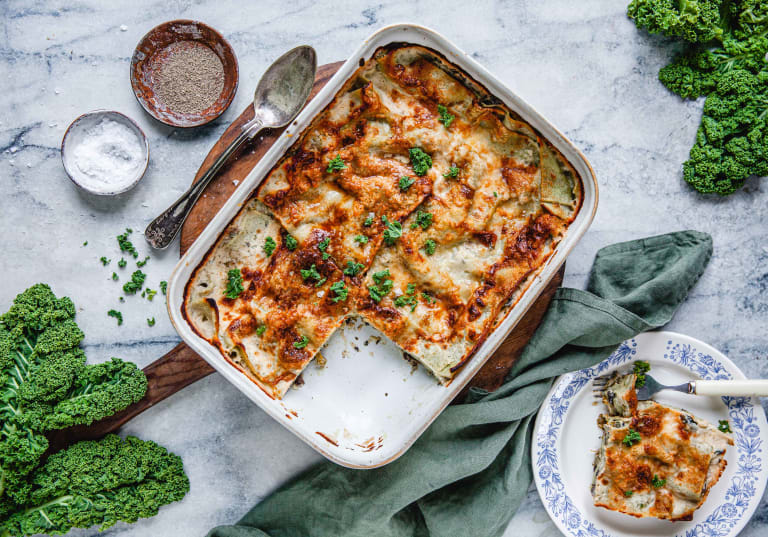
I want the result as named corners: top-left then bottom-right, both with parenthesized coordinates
top-left (1, 1), bottom-right (767, 536)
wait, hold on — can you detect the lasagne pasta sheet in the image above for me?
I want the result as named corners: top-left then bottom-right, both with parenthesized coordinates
top-left (183, 44), bottom-right (583, 398)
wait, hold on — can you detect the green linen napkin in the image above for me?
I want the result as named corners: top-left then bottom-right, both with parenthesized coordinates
top-left (208, 231), bottom-right (713, 537)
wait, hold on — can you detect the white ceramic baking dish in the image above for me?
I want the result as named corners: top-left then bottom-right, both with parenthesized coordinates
top-left (167, 23), bottom-right (598, 468)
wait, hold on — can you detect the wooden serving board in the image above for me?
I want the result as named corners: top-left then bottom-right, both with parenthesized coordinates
top-left (48, 62), bottom-right (563, 450)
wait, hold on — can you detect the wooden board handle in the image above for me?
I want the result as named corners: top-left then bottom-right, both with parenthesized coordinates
top-left (46, 343), bottom-right (214, 452)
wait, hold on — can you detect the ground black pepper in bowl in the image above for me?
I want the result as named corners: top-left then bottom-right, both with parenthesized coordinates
top-left (131, 20), bottom-right (238, 128)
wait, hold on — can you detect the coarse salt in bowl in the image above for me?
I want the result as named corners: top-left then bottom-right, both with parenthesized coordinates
top-left (61, 110), bottom-right (149, 196)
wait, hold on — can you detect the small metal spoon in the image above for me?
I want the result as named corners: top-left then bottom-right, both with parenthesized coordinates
top-left (145, 45), bottom-right (317, 249)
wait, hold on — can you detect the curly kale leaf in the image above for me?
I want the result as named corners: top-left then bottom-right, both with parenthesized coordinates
top-left (683, 69), bottom-right (768, 194)
top-left (1, 435), bottom-right (189, 536)
top-left (18, 358), bottom-right (147, 432)
top-left (627, 0), bottom-right (726, 43)
top-left (659, 31), bottom-right (768, 98)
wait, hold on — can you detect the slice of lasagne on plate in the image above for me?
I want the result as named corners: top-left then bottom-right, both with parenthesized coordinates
top-left (592, 372), bottom-right (733, 521)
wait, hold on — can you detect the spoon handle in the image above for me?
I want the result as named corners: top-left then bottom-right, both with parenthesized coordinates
top-left (144, 117), bottom-right (264, 249)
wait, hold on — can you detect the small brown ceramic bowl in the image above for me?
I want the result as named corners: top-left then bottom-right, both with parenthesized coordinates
top-left (130, 20), bottom-right (238, 128)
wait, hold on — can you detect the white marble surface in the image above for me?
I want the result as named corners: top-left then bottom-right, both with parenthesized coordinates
top-left (1, 1), bottom-right (767, 536)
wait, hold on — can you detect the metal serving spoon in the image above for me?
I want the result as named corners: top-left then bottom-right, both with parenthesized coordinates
top-left (145, 45), bottom-right (317, 249)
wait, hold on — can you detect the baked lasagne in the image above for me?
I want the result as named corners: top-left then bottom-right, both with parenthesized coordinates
top-left (592, 372), bottom-right (733, 521)
top-left (183, 44), bottom-right (583, 398)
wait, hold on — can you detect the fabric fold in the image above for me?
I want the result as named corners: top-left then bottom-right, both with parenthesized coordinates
top-left (208, 230), bottom-right (713, 537)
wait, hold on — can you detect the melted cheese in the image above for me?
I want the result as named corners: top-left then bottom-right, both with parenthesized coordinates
top-left (183, 44), bottom-right (583, 397)
top-left (593, 374), bottom-right (733, 521)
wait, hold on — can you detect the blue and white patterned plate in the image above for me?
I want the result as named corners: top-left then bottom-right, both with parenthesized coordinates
top-left (532, 331), bottom-right (768, 537)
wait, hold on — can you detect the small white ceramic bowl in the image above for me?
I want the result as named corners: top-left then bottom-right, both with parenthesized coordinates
top-left (61, 110), bottom-right (149, 196)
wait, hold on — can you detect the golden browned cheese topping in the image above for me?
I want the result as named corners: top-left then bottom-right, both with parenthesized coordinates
top-left (183, 44), bottom-right (583, 397)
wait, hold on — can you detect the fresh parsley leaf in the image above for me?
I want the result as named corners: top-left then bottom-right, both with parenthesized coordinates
top-left (330, 281), bottom-right (349, 303)
top-left (622, 429), bottom-right (641, 447)
top-left (409, 148), bottom-right (432, 176)
top-left (382, 215), bottom-right (402, 245)
top-left (301, 264), bottom-right (323, 284)
top-left (225, 269), bottom-right (244, 299)
top-left (294, 335), bottom-right (309, 349)
top-left (100, 256), bottom-right (110, 266)
top-left (398, 176), bottom-right (415, 191)
top-left (651, 475), bottom-right (666, 489)
top-left (136, 256), bottom-right (150, 268)
top-left (718, 420), bottom-right (732, 433)
top-left (410, 210), bottom-right (433, 230)
top-left (147, 317), bottom-right (156, 327)
top-left (443, 165), bottom-right (459, 178)
top-left (318, 237), bottom-right (330, 251)
top-left (326, 154), bottom-right (346, 173)
top-left (285, 234), bottom-right (298, 251)
top-left (122, 270), bottom-right (147, 295)
top-left (256, 324), bottom-right (267, 336)
top-left (111, 272), bottom-right (118, 281)
top-left (354, 235), bottom-right (369, 245)
top-left (117, 228), bottom-right (139, 258)
top-left (424, 239), bottom-right (437, 255)
top-left (437, 104), bottom-right (454, 128)
top-left (372, 269), bottom-right (390, 284)
top-left (107, 309), bottom-right (123, 326)
top-left (118, 258), bottom-right (127, 268)
top-left (263, 236), bottom-right (277, 257)
top-left (160, 281), bottom-right (168, 295)
top-left (633, 360), bottom-right (651, 388)
top-left (406, 283), bottom-right (416, 295)
top-left (145, 289), bottom-right (157, 301)
top-left (343, 261), bottom-right (365, 277)
top-left (369, 269), bottom-right (394, 303)
top-left (393, 294), bottom-right (417, 309)
top-left (363, 215), bottom-right (374, 227)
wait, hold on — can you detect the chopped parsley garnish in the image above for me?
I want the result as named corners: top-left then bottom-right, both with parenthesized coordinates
top-left (160, 281), bottom-right (168, 295)
top-left (398, 176), bottom-right (415, 191)
top-left (107, 309), bottom-right (123, 326)
top-left (424, 239), bottom-right (437, 256)
top-left (100, 256), bottom-right (110, 266)
top-left (326, 154), bottom-right (346, 173)
top-left (633, 361), bottom-right (651, 388)
top-left (409, 148), bottom-right (432, 176)
top-left (294, 336), bottom-right (309, 349)
top-left (443, 165), bottom-right (459, 179)
top-left (410, 210), bottom-right (433, 230)
top-left (263, 236), bottom-right (277, 257)
top-left (624, 490), bottom-right (634, 497)
top-left (145, 289), bottom-right (157, 301)
top-left (122, 270), bottom-right (146, 295)
top-left (354, 235), bottom-right (369, 245)
top-left (256, 324), bottom-right (267, 336)
top-left (117, 228), bottom-right (139, 258)
top-left (136, 256), bottom-right (150, 267)
top-left (285, 234), bottom-right (298, 251)
top-left (330, 281), bottom-right (349, 303)
top-left (651, 475), bottom-right (666, 489)
top-left (301, 264), bottom-right (323, 285)
top-left (368, 269), bottom-right (394, 303)
top-left (437, 104), bottom-right (454, 128)
top-left (394, 283), bottom-right (418, 311)
top-left (363, 215), bottom-right (374, 227)
top-left (381, 215), bottom-right (402, 245)
top-left (421, 291), bottom-right (435, 304)
top-left (343, 261), bottom-right (365, 277)
top-left (225, 269), bottom-right (244, 299)
top-left (317, 237), bottom-right (330, 259)
top-left (147, 317), bottom-right (156, 327)
top-left (718, 420), bottom-right (732, 433)
top-left (622, 429), bottom-right (641, 447)
top-left (118, 258), bottom-right (127, 268)
top-left (111, 272), bottom-right (118, 281)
